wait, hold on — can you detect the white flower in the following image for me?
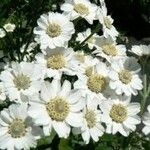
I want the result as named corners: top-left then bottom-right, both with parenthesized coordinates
top-left (0, 28), bottom-right (6, 38)
top-left (76, 28), bottom-right (100, 49)
top-left (93, 36), bottom-right (127, 62)
top-left (73, 96), bottom-right (104, 144)
top-left (28, 80), bottom-right (84, 138)
top-left (142, 105), bottom-right (150, 135)
top-left (35, 47), bottom-right (79, 79)
top-left (61, 0), bottom-right (97, 24)
top-left (130, 44), bottom-right (150, 56)
top-left (109, 57), bottom-right (143, 96)
top-left (100, 97), bottom-right (141, 136)
top-left (3, 23), bottom-right (16, 32)
top-left (0, 82), bottom-right (6, 102)
top-left (97, 1), bottom-right (118, 40)
top-left (34, 12), bottom-right (75, 49)
top-left (74, 61), bottom-right (110, 100)
top-left (0, 62), bottom-right (43, 102)
top-left (0, 103), bottom-right (42, 150)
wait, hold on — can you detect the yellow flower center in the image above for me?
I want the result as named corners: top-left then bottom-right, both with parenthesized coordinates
top-left (85, 110), bottom-right (96, 128)
top-left (85, 66), bottom-right (93, 77)
top-left (87, 73), bottom-right (107, 93)
top-left (109, 104), bottom-right (128, 123)
top-left (46, 97), bottom-right (70, 121)
top-left (47, 54), bottom-right (66, 70)
top-left (47, 23), bottom-right (61, 38)
top-left (119, 69), bottom-right (132, 84)
top-left (74, 3), bottom-right (89, 16)
top-left (8, 119), bottom-right (26, 138)
top-left (75, 53), bottom-right (85, 63)
top-left (103, 17), bottom-right (112, 29)
top-left (13, 74), bottom-right (31, 90)
top-left (102, 44), bottom-right (117, 56)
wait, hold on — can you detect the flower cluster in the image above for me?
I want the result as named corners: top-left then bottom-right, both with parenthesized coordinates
top-left (0, 0), bottom-right (149, 149)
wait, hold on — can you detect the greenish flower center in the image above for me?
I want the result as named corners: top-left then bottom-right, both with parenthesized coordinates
top-left (74, 3), bottom-right (89, 16)
top-left (47, 23), bottom-right (61, 38)
top-left (8, 119), bottom-right (26, 138)
top-left (85, 110), bottom-right (96, 128)
top-left (47, 54), bottom-right (66, 70)
top-left (102, 44), bottom-right (117, 56)
top-left (46, 97), bottom-right (70, 121)
top-left (87, 73), bottom-right (107, 93)
top-left (103, 17), bottom-right (112, 29)
top-left (119, 69), bottom-right (132, 84)
top-left (109, 104), bottom-right (128, 123)
top-left (13, 74), bottom-right (31, 90)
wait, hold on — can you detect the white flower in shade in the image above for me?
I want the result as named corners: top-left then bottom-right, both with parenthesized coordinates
top-left (97, 1), bottom-right (118, 40)
top-left (73, 96), bottom-right (104, 144)
top-left (100, 97), bottom-right (141, 136)
top-left (76, 28), bottom-right (100, 49)
top-left (130, 44), bottom-right (150, 56)
top-left (34, 12), bottom-right (75, 49)
top-left (61, 0), bottom-right (97, 24)
top-left (0, 82), bottom-right (6, 102)
top-left (35, 47), bottom-right (79, 79)
top-left (28, 80), bottom-right (84, 138)
top-left (142, 105), bottom-right (150, 135)
top-left (0, 28), bottom-right (6, 38)
top-left (93, 36), bottom-right (127, 62)
top-left (0, 103), bottom-right (42, 150)
top-left (74, 62), bottom-right (110, 100)
top-left (0, 62), bottom-right (43, 102)
top-left (3, 23), bottom-right (16, 32)
top-left (109, 57), bottom-right (143, 96)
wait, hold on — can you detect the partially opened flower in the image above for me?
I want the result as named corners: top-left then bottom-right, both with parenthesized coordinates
top-left (109, 57), bottom-right (143, 96)
top-left (0, 103), bottom-right (42, 150)
top-left (34, 12), bottom-right (75, 49)
top-left (142, 105), bottom-right (150, 135)
top-left (61, 0), bottom-right (97, 24)
top-left (28, 80), bottom-right (84, 138)
top-left (0, 62), bottom-right (43, 102)
top-left (3, 23), bottom-right (16, 32)
top-left (100, 97), bottom-right (141, 136)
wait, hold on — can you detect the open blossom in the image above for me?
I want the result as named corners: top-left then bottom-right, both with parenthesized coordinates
top-left (34, 12), bottom-right (75, 49)
top-left (73, 96), bottom-right (104, 144)
top-left (100, 96), bottom-right (141, 136)
top-left (109, 57), bottom-right (143, 96)
top-left (142, 105), bottom-right (150, 135)
top-left (35, 47), bottom-right (79, 79)
top-left (0, 103), bottom-right (42, 150)
top-left (3, 23), bottom-right (16, 32)
top-left (97, 0), bottom-right (118, 40)
top-left (28, 80), bottom-right (84, 138)
top-left (93, 36), bottom-right (127, 62)
top-left (76, 28), bottom-right (100, 49)
top-left (61, 0), bottom-right (97, 24)
top-left (0, 62), bottom-right (43, 102)
top-left (0, 28), bottom-right (6, 38)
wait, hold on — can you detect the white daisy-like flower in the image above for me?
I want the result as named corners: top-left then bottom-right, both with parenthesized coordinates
top-left (93, 36), bottom-right (127, 62)
top-left (73, 96), bottom-right (104, 144)
top-left (109, 57), bottom-right (143, 96)
top-left (142, 105), bottom-right (150, 135)
top-left (34, 12), bottom-right (75, 49)
top-left (130, 44), bottom-right (150, 56)
top-left (97, 1), bottom-right (118, 40)
top-left (0, 82), bottom-right (6, 102)
top-left (3, 23), bottom-right (16, 32)
top-left (28, 80), bottom-right (84, 138)
top-left (61, 0), bottom-right (97, 24)
top-left (76, 28), bottom-right (100, 49)
top-left (0, 103), bottom-right (42, 150)
top-left (0, 62), bottom-right (43, 102)
top-left (74, 61), bottom-right (110, 100)
top-left (0, 28), bottom-right (6, 38)
top-left (100, 97), bottom-right (141, 136)
top-left (35, 47), bottom-right (79, 79)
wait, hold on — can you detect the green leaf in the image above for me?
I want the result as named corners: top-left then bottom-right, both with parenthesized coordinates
top-left (59, 139), bottom-right (73, 150)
